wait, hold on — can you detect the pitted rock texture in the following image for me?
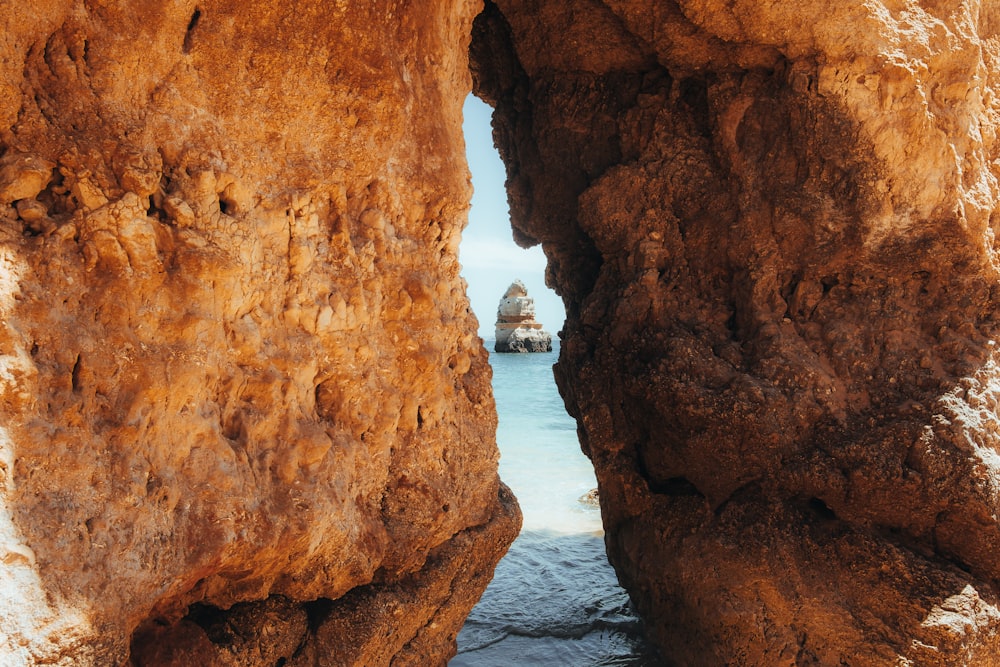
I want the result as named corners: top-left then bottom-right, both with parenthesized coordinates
top-left (472, 0), bottom-right (1000, 664)
top-left (494, 279), bottom-right (552, 353)
top-left (0, 1), bottom-right (519, 665)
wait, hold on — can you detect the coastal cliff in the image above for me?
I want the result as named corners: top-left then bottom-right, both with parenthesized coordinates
top-left (471, 0), bottom-right (1000, 664)
top-left (0, 1), bottom-right (519, 664)
top-left (5, 0), bottom-right (1000, 664)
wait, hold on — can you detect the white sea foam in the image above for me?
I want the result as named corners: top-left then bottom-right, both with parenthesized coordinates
top-left (453, 341), bottom-right (660, 666)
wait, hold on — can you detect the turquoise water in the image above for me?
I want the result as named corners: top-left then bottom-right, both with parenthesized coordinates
top-left (451, 341), bottom-right (661, 666)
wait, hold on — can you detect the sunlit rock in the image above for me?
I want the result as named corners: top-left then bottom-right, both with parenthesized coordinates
top-left (472, 0), bottom-right (1000, 663)
top-left (0, 2), bottom-right (519, 664)
top-left (494, 280), bottom-right (552, 353)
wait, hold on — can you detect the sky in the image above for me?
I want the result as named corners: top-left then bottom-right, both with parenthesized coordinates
top-left (459, 94), bottom-right (566, 339)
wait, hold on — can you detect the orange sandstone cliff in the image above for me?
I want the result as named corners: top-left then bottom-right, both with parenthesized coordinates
top-left (471, 0), bottom-right (1000, 664)
top-left (0, 1), bottom-right (519, 665)
top-left (7, 0), bottom-right (1000, 665)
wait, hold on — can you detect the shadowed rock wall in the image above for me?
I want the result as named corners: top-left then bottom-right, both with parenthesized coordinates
top-left (472, 0), bottom-right (1000, 664)
top-left (0, 1), bottom-right (518, 665)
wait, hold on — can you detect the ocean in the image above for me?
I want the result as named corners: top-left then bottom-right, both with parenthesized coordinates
top-left (451, 340), bottom-right (661, 666)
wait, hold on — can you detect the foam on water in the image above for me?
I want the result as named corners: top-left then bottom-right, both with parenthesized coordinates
top-left (452, 341), bottom-right (661, 666)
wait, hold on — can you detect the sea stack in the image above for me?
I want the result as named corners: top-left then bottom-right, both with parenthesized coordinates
top-left (494, 280), bottom-right (553, 353)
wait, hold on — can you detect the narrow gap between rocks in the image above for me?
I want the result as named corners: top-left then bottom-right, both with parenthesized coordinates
top-left (451, 93), bottom-right (660, 666)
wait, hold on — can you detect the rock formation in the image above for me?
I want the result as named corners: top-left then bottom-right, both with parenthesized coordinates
top-left (6, 0), bottom-right (1000, 663)
top-left (471, 0), bottom-right (1000, 664)
top-left (0, 1), bottom-right (519, 665)
top-left (494, 279), bottom-right (552, 352)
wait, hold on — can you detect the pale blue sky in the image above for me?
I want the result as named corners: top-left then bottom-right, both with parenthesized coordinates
top-left (460, 95), bottom-right (566, 339)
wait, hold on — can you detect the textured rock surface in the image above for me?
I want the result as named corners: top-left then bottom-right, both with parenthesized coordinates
top-left (0, 1), bottom-right (519, 665)
top-left (472, 0), bottom-right (1000, 664)
top-left (494, 279), bottom-right (552, 352)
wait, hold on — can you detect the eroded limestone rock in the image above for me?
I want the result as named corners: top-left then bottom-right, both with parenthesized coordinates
top-left (494, 279), bottom-right (552, 353)
top-left (472, 0), bottom-right (1000, 663)
top-left (0, 153), bottom-right (55, 205)
top-left (0, 1), bottom-right (518, 665)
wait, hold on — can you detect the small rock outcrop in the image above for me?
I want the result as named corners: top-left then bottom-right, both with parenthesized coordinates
top-left (494, 280), bottom-right (552, 352)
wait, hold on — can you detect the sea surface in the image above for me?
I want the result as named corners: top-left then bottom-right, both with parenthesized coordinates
top-left (451, 339), bottom-right (661, 666)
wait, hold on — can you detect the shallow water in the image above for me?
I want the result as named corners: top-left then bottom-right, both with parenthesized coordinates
top-left (452, 341), bottom-right (661, 666)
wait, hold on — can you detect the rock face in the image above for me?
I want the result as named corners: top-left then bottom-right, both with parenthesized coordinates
top-left (494, 279), bottom-right (552, 353)
top-left (471, 0), bottom-right (1000, 664)
top-left (0, 1), bottom-right (519, 665)
top-left (8, 0), bottom-right (1000, 663)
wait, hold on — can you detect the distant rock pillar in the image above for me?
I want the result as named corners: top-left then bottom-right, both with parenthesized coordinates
top-left (494, 280), bottom-right (552, 352)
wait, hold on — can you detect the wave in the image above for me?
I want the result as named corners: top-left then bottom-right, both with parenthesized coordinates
top-left (453, 531), bottom-right (662, 666)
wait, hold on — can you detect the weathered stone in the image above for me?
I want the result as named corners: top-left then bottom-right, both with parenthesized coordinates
top-left (130, 485), bottom-right (519, 667)
top-left (6, 0), bottom-right (1000, 663)
top-left (0, 153), bottom-right (54, 205)
top-left (0, 1), bottom-right (518, 665)
top-left (472, 0), bottom-right (1000, 663)
top-left (494, 279), bottom-right (553, 352)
